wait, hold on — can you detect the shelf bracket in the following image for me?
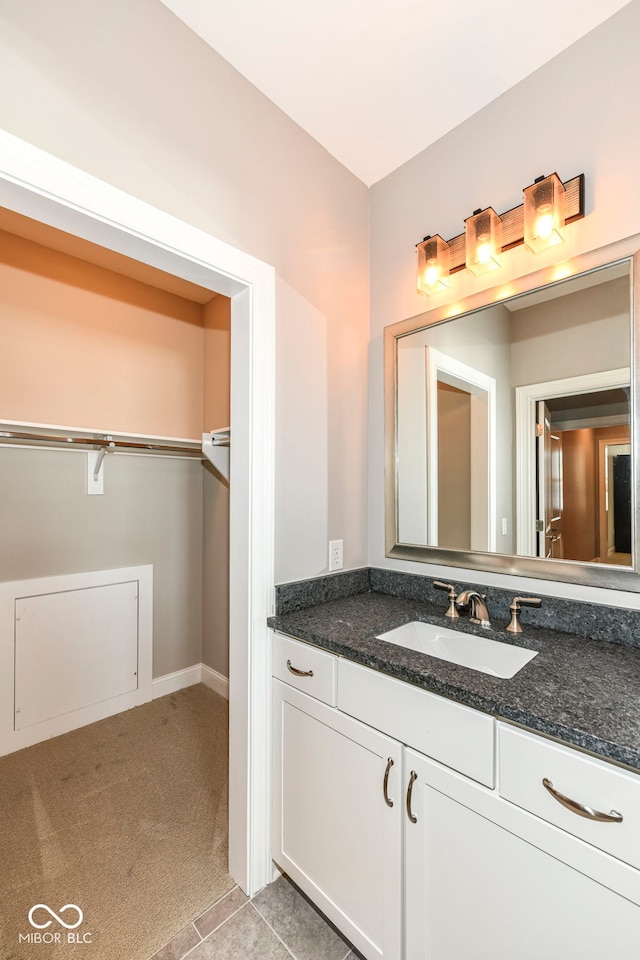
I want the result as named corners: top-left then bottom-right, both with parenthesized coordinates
top-left (87, 437), bottom-right (114, 495)
top-left (93, 448), bottom-right (106, 479)
top-left (202, 427), bottom-right (230, 483)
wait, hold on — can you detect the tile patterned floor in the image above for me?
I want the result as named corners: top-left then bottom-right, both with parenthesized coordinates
top-left (149, 874), bottom-right (363, 960)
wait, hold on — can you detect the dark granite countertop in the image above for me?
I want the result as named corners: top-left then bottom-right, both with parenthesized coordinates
top-left (268, 591), bottom-right (640, 772)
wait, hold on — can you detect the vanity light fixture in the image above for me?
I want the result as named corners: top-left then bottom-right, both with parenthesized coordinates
top-left (465, 207), bottom-right (502, 276)
top-left (523, 173), bottom-right (566, 252)
top-left (417, 234), bottom-right (450, 295)
top-left (416, 173), bottom-right (585, 294)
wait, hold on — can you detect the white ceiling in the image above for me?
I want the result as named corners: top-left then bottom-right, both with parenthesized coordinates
top-left (159, 0), bottom-right (630, 186)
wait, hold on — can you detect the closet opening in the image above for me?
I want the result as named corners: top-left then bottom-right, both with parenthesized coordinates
top-left (0, 206), bottom-right (239, 955)
top-left (0, 131), bottom-right (274, 960)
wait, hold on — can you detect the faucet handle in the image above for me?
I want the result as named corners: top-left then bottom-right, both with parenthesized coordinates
top-left (505, 596), bottom-right (542, 634)
top-left (433, 581), bottom-right (459, 619)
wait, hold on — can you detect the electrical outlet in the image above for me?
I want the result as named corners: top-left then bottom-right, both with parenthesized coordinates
top-left (501, 517), bottom-right (508, 536)
top-left (329, 539), bottom-right (344, 571)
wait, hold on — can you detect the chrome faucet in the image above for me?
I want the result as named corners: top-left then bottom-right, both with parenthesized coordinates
top-left (456, 590), bottom-right (491, 628)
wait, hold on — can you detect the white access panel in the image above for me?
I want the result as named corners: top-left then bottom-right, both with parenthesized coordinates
top-left (14, 581), bottom-right (139, 730)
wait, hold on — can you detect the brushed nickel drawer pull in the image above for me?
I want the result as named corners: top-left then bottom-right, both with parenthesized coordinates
top-left (286, 659), bottom-right (314, 678)
top-left (406, 770), bottom-right (418, 824)
top-left (542, 778), bottom-right (623, 823)
top-left (383, 757), bottom-right (394, 808)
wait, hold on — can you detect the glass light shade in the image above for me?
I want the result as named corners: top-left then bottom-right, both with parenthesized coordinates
top-left (465, 208), bottom-right (502, 276)
top-left (417, 235), bottom-right (450, 295)
top-left (524, 173), bottom-right (566, 252)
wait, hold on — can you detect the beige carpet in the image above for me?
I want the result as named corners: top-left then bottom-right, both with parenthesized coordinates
top-left (0, 684), bottom-right (234, 960)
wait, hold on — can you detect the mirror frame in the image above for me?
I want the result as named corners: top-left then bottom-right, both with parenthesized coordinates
top-left (384, 234), bottom-right (640, 591)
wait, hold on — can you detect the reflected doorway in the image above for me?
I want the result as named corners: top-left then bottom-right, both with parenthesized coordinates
top-left (425, 347), bottom-right (496, 552)
top-left (533, 388), bottom-right (631, 564)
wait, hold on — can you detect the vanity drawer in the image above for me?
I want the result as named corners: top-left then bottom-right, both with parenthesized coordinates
top-left (499, 724), bottom-right (640, 870)
top-left (272, 633), bottom-right (337, 706)
top-left (338, 659), bottom-right (495, 787)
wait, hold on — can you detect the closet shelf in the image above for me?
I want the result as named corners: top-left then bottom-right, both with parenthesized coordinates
top-left (0, 428), bottom-right (204, 458)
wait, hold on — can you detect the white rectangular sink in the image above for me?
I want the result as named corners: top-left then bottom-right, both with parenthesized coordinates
top-left (376, 621), bottom-right (537, 679)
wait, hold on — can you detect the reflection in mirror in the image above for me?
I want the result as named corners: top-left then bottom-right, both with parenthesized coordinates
top-left (395, 260), bottom-right (632, 567)
top-left (535, 390), bottom-right (630, 563)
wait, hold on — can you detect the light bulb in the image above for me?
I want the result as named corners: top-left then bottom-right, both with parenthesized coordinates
top-left (536, 207), bottom-right (553, 239)
top-left (524, 174), bottom-right (566, 253)
top-left (417, 235), bottom-right (449, 295)
top-left (477, 239), bottom-right (491, 265)
top-left (465, 207), bottom-right (501, 276)
top-left (424, 262), bottom-right (439, 288)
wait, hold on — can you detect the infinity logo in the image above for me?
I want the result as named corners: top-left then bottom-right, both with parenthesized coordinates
top-left (28, 904), bottom-right (84, 930)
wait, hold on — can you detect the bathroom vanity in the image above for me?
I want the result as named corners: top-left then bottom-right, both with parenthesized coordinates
top-left (268, 233), bottom-right (640, 957)
top-left (268, 584), bottom-right (640, 960)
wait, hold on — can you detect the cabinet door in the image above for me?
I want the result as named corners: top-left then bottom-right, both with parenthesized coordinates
top-left (272, 679), bottom-right (403, 960)
top-left (404, 749), bottom-right (640, 960)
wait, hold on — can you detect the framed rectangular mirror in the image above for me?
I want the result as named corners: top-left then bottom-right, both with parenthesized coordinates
top-left (384, 234), bottom-right (640, 590)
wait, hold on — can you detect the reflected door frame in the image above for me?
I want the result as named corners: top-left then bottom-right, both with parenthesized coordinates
top-left (515, 368), bottom-right (630, 557)
top-left (597, 435), bottom-right (632, 561)
top-left (536, 401), bottom-right (564, 559)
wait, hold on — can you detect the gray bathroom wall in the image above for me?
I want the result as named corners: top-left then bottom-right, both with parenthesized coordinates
top-left (509, 276), bottom-right (630, 388)
top-left (0, 446), bottom-right (204, 678)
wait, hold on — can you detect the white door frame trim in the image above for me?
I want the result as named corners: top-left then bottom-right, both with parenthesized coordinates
top-left (0, 130), bottom-right (275, 896)
top-left (515, 367), bottom-right (630, 558)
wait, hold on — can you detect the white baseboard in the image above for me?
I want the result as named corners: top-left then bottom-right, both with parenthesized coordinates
top-left (153, 663), bottom-right (229, 700)
top-left (200, 663), bottom-right (230, 699)
top-left (152, 664), bottom-right (203, 699)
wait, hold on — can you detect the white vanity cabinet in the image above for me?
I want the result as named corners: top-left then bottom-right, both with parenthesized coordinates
top-left (404, 746), bottom-right (640, 959)
top-left (272, 676), bottom-right (404, 960)
top-left (271, 632), bottom-right (640, 960)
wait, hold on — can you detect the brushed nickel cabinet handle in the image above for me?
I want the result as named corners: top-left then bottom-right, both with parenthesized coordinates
top-left (406, 770), bottom-right (418, 824)
top-left (286, 659), bottom-right (314, 678)
top-left (383, 757), bottom-right (394, 808)
top-left (542, 778), bottom-right (623, 823)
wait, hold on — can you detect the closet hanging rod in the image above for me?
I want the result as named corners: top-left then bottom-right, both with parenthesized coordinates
top-left (0, 430), bottom-right (205, 457)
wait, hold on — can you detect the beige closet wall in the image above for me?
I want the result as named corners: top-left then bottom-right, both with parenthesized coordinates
top-left (202, 295), bottom-right (231, 677)
top-left (203, 296), bottom-right (231, 431)
top-left (0, 228), bottom-right (233, 678)
top-left (0, 0), bottom-right (370, 584)
top-left (0, 228), bottom-right (206, 438)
